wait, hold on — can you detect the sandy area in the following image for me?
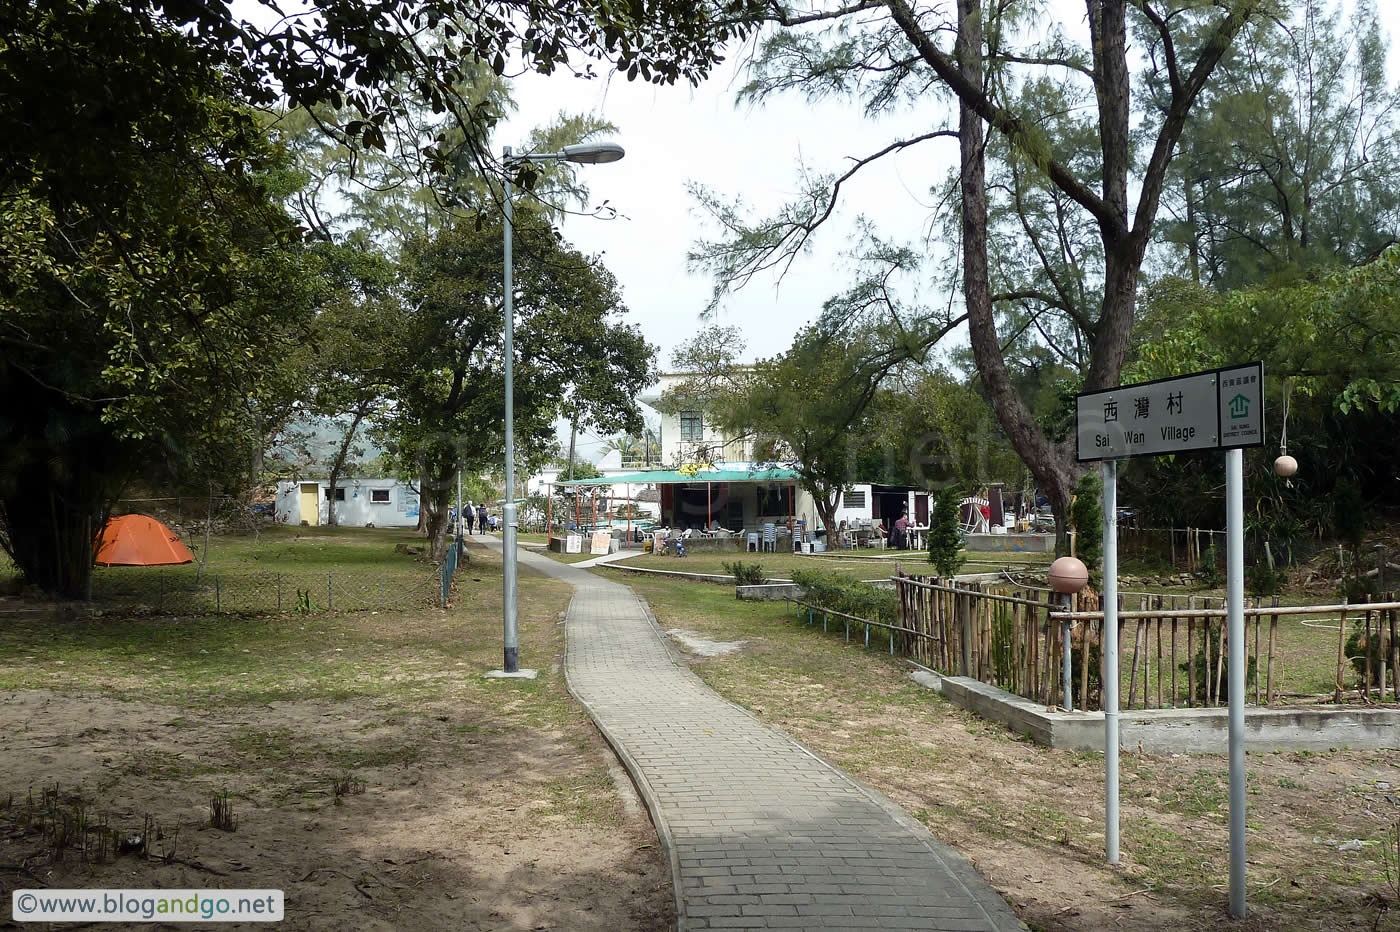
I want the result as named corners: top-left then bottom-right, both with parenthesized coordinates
top-left (0, 688), bottom-right (672, 930)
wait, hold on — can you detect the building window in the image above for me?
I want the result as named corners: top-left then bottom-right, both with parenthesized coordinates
top-left (679, 411), bottom-right (704, 442)
top-left (370, 489), bottom-right (391, 503)
top-left (326, 487), bottom-right (346, 501)
top-left (843, 489), bottom-right (866, 509)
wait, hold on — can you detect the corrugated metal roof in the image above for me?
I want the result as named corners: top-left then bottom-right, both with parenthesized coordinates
top-left (553, 467), bottom-right (801, 486)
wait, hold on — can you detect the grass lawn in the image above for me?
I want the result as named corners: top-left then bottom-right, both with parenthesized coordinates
top-left (604, 568), bottom-right (1399, 932)
top-left (106, 522), bottom-right (433, 576)
top-left (0, 541), bottom-right (672, 930)
top-left (78, 524), bottom-right (446, 613)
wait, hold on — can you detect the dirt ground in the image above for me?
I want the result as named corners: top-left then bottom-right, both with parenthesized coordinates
top-left (0, 550), bottom-right (674, 931)
top-left (0, 689), bottom-right (670, 931)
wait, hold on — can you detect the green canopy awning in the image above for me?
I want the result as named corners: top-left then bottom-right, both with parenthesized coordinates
top-left (553, 468), bottom-right (801, 486)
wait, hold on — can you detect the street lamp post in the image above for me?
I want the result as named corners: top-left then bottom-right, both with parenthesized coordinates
top-left (496, 141), bottom-right (625, 676)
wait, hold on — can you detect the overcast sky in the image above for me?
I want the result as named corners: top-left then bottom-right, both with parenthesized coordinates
top-left (495, 1), bottom-right (1400, 458)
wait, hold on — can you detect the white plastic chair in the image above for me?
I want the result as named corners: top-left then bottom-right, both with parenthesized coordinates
top-left (761, 523), bottom-right (776, 553)
top-left (746, 532), bottom-right (759, 552)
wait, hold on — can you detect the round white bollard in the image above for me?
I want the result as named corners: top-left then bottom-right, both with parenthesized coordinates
top-left (1048, 555), bottom-right (1090, 595)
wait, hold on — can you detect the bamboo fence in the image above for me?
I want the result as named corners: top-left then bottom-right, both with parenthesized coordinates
top-left (893, 577), bottom-right (1400, 711)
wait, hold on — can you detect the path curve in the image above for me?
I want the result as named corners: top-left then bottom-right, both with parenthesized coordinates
top-left (500, 540), bottom-right (1026, 931)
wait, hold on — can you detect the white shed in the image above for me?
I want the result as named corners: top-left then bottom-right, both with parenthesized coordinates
top-left (274, 479), bottom-right (421, 528)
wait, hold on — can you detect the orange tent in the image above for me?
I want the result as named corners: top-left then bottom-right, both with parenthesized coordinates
top-left (94, 514), bottom-right (194, 567)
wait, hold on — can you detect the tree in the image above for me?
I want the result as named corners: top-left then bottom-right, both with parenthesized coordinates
top-left (926, 485), bottom-right (966, 578)
top-left (691, 0), bottom-right (1266, 545)
top-left (4, 0), bottom-right (760, 210)
top-left (664, 322), bottom-right (945, 542)
top-left (0, 7), bottom-right (313, 597)
top-left (1123, 248), bottom-right (1400, 537)
top-left (300, 240), bottom-right (403, 525)
top-left (380, 206), bottom-right (655, 558)
top-left (1148, 0), bottom-right (1400, 289)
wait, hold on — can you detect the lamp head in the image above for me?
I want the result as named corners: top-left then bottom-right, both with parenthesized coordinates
top-left (561, 142), bottom-right (625, 164)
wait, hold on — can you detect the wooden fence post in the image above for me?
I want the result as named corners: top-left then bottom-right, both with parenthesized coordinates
top-left (1187, 596), bottom-right (1197, 707)
top-left (1266, 597), bottom-right (1279, 705)
top-left (1335, 604), bottom-right (1349, 703)
top-left (1389, 601), bottom-right (1399, 701)
top-left (1364, 598), bottom-right (1373, 702)
top-left (1170, 595), bottom-right (1178, 708)
top-left (1155, 595), bottom-right (1164, 708)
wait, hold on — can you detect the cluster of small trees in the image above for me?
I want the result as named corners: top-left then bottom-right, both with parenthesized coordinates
top-left (1, 0), bottom-right (702, 593)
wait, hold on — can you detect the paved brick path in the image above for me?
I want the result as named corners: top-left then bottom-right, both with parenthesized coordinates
top-left (510, 544), bottom-right (1026, 931)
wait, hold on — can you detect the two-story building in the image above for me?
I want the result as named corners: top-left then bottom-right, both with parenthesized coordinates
top-left (637, 372), bottom-right (754, 468)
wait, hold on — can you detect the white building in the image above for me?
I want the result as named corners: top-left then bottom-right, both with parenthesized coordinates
top-left (637, 372), bottom-right (753, 468)
top-left (274, 478), bottom-right (421, 528)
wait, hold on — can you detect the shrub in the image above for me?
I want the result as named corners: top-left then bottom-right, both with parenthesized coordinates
top-left (722, 561), bottom-right (766, 586)
top-left (1178, 623), bottom-right (1256, 701)
top-left (1345, 620), bottom-right (1394, 687)
top-left (790, 569), bottom-right (897, 625)
top-left (1195, 544), bottom-right (1223, 588)
top-left (1246, 560), bottom-right (1286, 597)
top-left (1070, 472), bottom-right (1103, 583)
top-left (926, 485), bottom-right (965, 578)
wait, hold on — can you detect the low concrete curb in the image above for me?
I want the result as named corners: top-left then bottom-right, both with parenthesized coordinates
top-left (735, 582), bottom-right (804, 601)
top-left (910, 663), bottom-right (1400, 753)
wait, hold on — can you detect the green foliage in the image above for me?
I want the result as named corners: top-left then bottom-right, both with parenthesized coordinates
top-left (790, 570), bottom-right (897, 626)
top-left (1179, 625), bottom-right (1256, 702)
top-left (1245, 562), bottom-right (1285, 598)
top-left (563, 460), bottom-right (605, 482)
top-left (722, 562), bottom-right (766, 586)
top-left (1195, 545), bottom-right (1223, 588)
top-left (0, 8), bottom-right (314, 596)
top-left (1344, 620), bottom-right (1394, 686)
top-left (1069, 473), bottom-right (1103, 581)
top-left (1333, 478), bottom-right (1365, 549)
top-left (376, 207), bottom-right (655, 556)
top-left (1151, 0), bottom-right (1400, 290)
top-left (926, 485), bottom-right (966, 578)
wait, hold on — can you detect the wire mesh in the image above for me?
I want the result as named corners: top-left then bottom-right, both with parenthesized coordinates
top-left (90, 568), bottom-right (440, 615)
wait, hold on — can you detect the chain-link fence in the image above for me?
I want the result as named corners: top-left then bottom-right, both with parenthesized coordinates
top-left (439, 537), bottom-right (467, 608)
top-left (90, 568), bottom-right (439, 615)
top-left (110, 495), bottom-right (269, 539)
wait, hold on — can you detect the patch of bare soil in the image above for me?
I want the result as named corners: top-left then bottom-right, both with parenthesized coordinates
top-left (0, 689), bottom-right (672, 931)
top-left (664, 629), bottom-right (746, 657)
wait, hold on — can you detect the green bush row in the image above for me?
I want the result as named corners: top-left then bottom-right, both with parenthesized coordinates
top-left (790, 569), bottom-right (898, 625)
top-left (722, 561), bottom-right (766, 586)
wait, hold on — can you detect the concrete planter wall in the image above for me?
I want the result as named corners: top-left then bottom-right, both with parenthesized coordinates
top-left (736, 583), bottom-right (806, 601)
top-left (915, 667), bottom-right (1400, 753)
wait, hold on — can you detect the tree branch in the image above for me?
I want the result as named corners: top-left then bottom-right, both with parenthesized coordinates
top-left (880, 0), bottom-right (1121, 235)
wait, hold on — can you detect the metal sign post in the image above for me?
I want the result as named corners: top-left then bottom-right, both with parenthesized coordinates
top-left (1076, 362), bottom-right (1263, 918)
top-left (1226, 447), bottom-right (1247, 918)
top-left (1102, 459), bottom-right (1119, 865)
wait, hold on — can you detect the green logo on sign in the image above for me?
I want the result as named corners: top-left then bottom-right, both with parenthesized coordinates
top-left (1229, 393), bottom-right (1250, 419)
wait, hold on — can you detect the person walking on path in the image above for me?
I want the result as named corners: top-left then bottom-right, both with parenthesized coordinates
top-left (476, 504), bottom-right (488, 534)
top-left (464, 502), bottom-right (475, 535)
